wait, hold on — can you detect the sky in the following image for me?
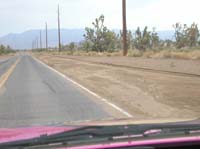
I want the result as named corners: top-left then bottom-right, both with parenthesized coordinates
top-left (0, 0), bottom-right (200, 36)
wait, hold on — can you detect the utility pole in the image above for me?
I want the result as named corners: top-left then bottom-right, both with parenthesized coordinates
top-left (45, 22), bottom-right (48, 50)
top-left (122, 0), bottom-right (128, 56)
top-left (36, 37), bottom-right (39, 49)
top-left (40, 30), bottom-right (42, 49)
top-left (58, 5), bottom-right (61, 52)
top-left (32, 40), bottom-right (34, 50)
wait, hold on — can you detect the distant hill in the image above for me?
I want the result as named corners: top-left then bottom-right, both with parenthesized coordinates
top-left (0, 29), bottom-right (85, 50)
top-left (0, 29), bottom-right (175, 50)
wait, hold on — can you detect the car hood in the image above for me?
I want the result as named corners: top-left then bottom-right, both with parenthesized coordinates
top-left (0, 127), bottom-right (75, 143)
top-left (0, 117), bottom-right (198, 143)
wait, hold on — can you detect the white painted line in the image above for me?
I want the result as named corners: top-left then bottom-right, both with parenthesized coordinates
top-left (33, 56), bottom-right (133, 118)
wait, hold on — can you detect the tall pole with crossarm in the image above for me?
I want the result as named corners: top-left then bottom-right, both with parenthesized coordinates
top-left (58, 5), bottom-right (61, 52)
top-left (40, 30), bottom-right (42, 49)
top-left (122, 0), bottom-right (128, 56)
top-left (45, 22), bottom-right (48, 50)
top-left (36, 37), bottom-right (39, 49)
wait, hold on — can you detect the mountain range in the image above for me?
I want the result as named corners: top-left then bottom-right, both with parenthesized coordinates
top-left (0, 29), bottom-right (175, 50)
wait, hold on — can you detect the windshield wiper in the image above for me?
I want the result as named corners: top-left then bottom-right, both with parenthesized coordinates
top-left (0, 123), bottom-right (200, 149)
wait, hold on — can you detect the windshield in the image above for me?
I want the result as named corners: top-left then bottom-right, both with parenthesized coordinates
top-left (0, 0), bottom-right (200, 143)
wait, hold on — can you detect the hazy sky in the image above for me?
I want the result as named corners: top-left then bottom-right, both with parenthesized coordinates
top-left (1, 0), bottom-right (200, 36)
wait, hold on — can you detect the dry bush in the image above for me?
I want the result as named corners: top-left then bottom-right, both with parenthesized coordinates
top-left (37, 48), bottom-right (200, 60)
top-left (127, 50), bottom-right (143, 57)
top-left (185, 50), bottom-right (200, 59)
top-left (147, 49), bottom-right (200, 60)
top-left (151, 50), bottom-right (172, 58)
top-left (143, 50), bottom-right (156, 58)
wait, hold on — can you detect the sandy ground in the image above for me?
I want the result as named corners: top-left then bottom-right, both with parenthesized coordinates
top-left (52, 55), bottom-right (200, 75)
top-left (0, 55), bottom-right (12, 60)
top-left (35, 54), bottom-right (200, 120)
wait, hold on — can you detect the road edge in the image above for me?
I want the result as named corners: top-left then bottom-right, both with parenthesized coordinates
top-left (33, 56), bottom-right (133, 118)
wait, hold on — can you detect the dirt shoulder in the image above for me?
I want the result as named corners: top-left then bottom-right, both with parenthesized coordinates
top-left (34, 53), bottom-right (200, 120)
top-left (51, 55), bottom-right (200, 76)
top-left (0, 55), bottom-right (13, 60)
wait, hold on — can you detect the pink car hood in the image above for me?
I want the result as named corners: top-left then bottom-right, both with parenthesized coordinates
top-left (1, 119), bottom-right (200, 149)
top-left (0, 127), bottom-right (74, 143)
top-left (0, 126), bottom-right (200, 149)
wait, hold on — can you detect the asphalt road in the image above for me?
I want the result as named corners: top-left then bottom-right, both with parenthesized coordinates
top-left (0, 55), bottom-right (111, 128)
top-left (0, 56), bottom-right (17, 77)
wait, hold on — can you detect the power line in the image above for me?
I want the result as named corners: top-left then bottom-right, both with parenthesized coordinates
top-left (122, 0), bottom-right (128, 56)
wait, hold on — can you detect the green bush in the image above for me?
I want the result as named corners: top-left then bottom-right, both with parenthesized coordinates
top-left (0, 45), bottom-right (15, 55)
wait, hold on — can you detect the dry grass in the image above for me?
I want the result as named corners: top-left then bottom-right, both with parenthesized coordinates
top-left (127, 50), bottom-right (143, 57)
top-left (35, 49), bottom-right (200, 60)
top-left (149, 49), bottom-right (200, 59)
top-left (129, 49), bottom-right (200, 60)
top-left (39, 50), bottom-right (122, 57)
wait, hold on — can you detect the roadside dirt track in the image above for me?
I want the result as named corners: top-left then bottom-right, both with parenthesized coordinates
top-left (35, 54), bottom-right (200, 120)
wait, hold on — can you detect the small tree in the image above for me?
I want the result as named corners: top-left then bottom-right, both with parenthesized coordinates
top-left (133, 27), bottom-right (152, 51)
top-left (103, 30), bottom-right (117, 52)
top-left (173, 22), bottom-right (199, 48)
top-left (133, 27), bottom-right (143, 50)
top-left (151, 27), bottom-right (159, 48)
top-left (69, 42), bottom-right (75, 51)
top-left (187, 23), bottom-right (199, 47)
top-left (84, 15), bottom-right (117, 52)
top-left (0, 45), bottom-right (5, 51)
top-left (81, 41), bottom-right (91, 52)
top-left (173, 23), bottom-right (187, 48)
top-left (0, 44), bottom-right (14, 55)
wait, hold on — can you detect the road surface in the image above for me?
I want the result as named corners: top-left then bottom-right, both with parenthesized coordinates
top-left (0, 57), bottom-right (17, 77)
top-left (0, 55), bottom-right (114, 128)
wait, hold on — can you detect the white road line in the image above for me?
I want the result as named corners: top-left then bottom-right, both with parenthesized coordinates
top-left (33, 56), bottom-right (133, 118)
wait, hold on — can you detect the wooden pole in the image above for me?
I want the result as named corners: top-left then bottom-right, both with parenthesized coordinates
top-left (58, 5), bottom-right (61, 51)
top-left (40, 30), bottom-right (42, 49)
top-left (45, 22), bottom-right (48, 50)
top-left (36, 37), bottom-right (39, 49)
top-left (122, 0), bottom-right (128, 56)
